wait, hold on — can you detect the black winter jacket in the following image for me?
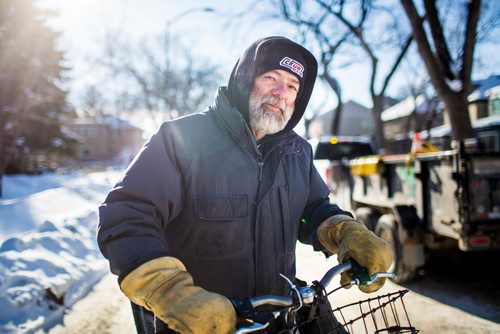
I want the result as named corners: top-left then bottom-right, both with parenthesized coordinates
top-left (97, 87), bottom-right (351, 298)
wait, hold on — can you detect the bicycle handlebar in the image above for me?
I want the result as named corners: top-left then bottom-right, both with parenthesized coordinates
top-left (234, 260), bottom-right (397, 334)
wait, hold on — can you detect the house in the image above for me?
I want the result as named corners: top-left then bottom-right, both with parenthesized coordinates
top-left (308, 100), bottom-right (373, 138)
top-left (486, 85), bottom-right (500, 116)
top-left (468, 75), bottom-right (500, 121)
top-left (70, 115), bottom-right (144, 165)
top-left (378, 75), bottom-right (500, 152)
top-left (381, 95), bottom-right (443, 141)
top-left (308, 96), bottom-right (400, 139)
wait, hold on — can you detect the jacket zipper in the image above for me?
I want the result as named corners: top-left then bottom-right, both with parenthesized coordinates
top-left (257, 161), bottom-right (264, 181)
top-left (253, 135), bottom-right (299, 294)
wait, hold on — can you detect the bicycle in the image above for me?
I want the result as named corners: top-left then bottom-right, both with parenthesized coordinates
top-left (231, 259), bottom-right (419, 334)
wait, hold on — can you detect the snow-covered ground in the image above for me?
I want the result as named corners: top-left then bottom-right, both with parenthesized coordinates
top-left (0, 168), bottom-right (123, 333)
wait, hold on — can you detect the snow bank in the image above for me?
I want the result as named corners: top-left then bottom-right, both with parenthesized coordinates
top-left (0, 170), bottom-right (121, 241)
top-left (0, 169), bottom-right (122, 333)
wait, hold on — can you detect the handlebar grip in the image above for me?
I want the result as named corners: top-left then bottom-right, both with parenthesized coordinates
top-left (347, 259), bottom-right (371, 285)
top-left (231, 296), bottom-right (277, 333)
top-left (230, 297), bottom-right (257, 319)
top-left (346, 259), bottom-right (398, 286)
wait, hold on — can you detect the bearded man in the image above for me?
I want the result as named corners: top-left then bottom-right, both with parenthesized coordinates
top-left (97, 36), bottom-right (392, 334)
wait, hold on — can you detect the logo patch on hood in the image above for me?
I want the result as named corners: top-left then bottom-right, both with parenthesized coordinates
top-left (279, 57), bottom-right (304, 78)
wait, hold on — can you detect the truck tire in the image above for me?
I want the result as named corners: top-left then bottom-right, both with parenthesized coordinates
top-left (354, 207), bottom-right (378, 231)
top-left (375, 214), bottom-right (417, 283)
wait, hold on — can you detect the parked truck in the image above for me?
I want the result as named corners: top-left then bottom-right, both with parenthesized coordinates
top-left (326, 117), bottom-right (500, 282)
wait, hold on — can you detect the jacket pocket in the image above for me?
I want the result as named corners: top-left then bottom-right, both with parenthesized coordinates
top-left (192, 195), bottom-right (249, 259)
top-left (194, 194), bottom-right (248, 221)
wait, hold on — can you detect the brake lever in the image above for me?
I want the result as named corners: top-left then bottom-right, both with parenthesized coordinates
top-left (347, 260), bottom-right (371, 283)
top-left (347, 259), bottom-right (397, 286)
top-left (350, 272), bottom-right (398, 286)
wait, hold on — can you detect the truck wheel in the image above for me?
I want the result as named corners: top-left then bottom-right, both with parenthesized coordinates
top-left (355, 207), bottom-right (378, 231)
top-left (375, 214), bottom-right (417, 283)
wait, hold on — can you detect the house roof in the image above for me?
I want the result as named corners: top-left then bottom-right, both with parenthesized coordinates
top-left (315, 100), bottom-right (371, 121)
top-left (468, 75), bottom-right (500, 102)
top-left (381, 95), bottom-right (441, 122)
top-left (379, 75), bottom-right (499, 122)
top-left (485, 85), bottom-right (500, 98)
top-left (72, 114), bottom-right (142, 130)
top-left (422, 115), bottom-right (500, 138)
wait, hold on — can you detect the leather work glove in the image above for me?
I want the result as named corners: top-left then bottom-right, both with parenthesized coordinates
top-left (120, 256), bottom-right (236, 334)
top-left (317, 215), bottom-right (393, 293)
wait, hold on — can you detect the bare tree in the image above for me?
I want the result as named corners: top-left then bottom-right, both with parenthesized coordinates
top-left (81, 86), bottom-right (107, 117)
top-left (93, 31), bottom-right (222, 124)
top-left (400, 0), bottom-right (484, 141)
top-left (272, 0), bottom-right (413, 149)
top-left (277, 1), bottom-right (349, 135)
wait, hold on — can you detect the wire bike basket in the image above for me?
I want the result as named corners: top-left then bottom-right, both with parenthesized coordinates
top-left (294, 289), bottom-right (419, 334)
top-left (234, 261), bottom-right (419, 334)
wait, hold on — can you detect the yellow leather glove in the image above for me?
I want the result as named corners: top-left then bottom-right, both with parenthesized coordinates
top-left (317, 215), bottom-right (393, 293)
top-left (120, 256), bottom-right (236, 334)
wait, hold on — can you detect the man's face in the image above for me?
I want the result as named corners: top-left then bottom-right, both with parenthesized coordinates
top-left (248, 69), bottom-right (299, 137)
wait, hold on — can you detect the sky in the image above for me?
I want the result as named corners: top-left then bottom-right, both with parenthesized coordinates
top-left (38, 0), bottom-right (500, 135)
top-left (39, 1), bottom-right (311, 99)
top-left (38, 1), bottom-right (374, 115)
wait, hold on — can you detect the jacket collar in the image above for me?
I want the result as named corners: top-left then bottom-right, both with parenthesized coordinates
top-left (213, 87), bottom-right (260, 155)
top-left (213, 86), bottom-right (297, 145)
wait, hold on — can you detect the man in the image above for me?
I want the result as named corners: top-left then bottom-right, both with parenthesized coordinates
top-left (97, 36), bottom-right (392, 334)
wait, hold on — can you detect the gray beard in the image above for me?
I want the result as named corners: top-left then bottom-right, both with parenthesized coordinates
top-left (248, 92), bottom-right (294, 137)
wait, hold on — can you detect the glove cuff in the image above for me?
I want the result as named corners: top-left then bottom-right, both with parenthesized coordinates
top-left (316, 215), bottom-right (364, 253)
top-left (119, 256), bottom-right (237, 334)
top-left (119, 256), bottom-right (190, 309)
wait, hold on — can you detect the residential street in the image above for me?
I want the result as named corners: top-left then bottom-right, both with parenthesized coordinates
top-left (48, 244), bottom-right (500, 333)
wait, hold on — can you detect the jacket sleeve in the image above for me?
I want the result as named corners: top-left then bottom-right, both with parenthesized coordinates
top-left (97, 123), bottom-right (184, 281)
top-left (298, 144), bottom-right (353, 251)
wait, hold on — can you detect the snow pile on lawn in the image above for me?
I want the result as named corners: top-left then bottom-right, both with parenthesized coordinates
top-left (0, 169), bottom-right (122, 333)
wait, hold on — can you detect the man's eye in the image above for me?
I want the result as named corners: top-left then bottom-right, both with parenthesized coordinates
top-left (265, 75), bottom-right (276, 81)
top-left (289, 85), bottom-right (299, 92)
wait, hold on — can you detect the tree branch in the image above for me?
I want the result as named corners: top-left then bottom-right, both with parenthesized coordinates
top-left (423, 0), bottom-right (455, 80)
top-left (460, 0), bottom-right (481, 94)
top-left (380, 33), bottom-right (413, 95)
top-left (400, 0), bottom-right (451, 97)
top-left (316, 0), bottom-right (378, 98)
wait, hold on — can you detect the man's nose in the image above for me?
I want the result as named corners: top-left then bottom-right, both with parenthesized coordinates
top-left (271, 82), bottom-right (287, 99)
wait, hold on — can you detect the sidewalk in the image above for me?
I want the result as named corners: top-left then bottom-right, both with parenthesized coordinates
top-left (48, 273), bottom-right (136, 334)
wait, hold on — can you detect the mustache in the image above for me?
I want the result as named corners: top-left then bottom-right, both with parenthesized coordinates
top-left (260, 95), bottom-right (285, 112)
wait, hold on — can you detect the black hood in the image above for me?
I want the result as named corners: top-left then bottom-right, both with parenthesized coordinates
top-left (227, 36), bottom-right (318, 134)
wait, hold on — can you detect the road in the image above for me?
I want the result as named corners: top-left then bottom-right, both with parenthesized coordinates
top-left (48, 244), bottom-right (500, 333)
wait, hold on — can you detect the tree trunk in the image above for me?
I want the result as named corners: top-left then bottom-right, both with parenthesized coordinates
top-left (332, 101), bottom-right (343, 135)
top-left (400, 0), bottom-right (478, 142)
top-left (442, 91), bottom-right (475, 141)
top-left (321, 72), bottom-right (343, 135)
